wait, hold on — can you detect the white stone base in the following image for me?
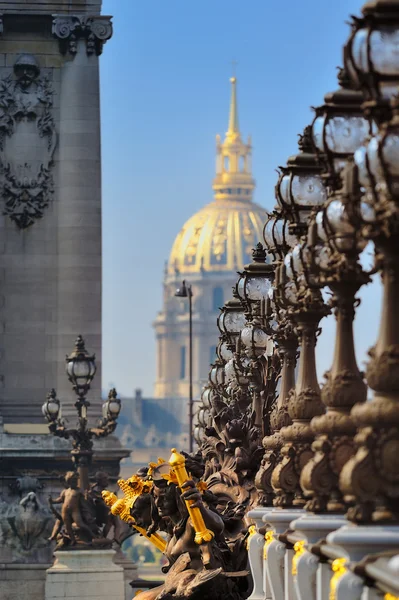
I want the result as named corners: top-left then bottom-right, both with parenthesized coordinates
top-left (0, 563), bottom-right (50, 600)
top-left (45, 550), bottom-right (125, 600)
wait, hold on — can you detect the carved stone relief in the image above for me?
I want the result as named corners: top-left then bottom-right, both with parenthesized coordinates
top-left (0, 54), bottom-right (56, 228)
top-left (0, 476), bottom-right (53, 561)
top-left (52, 15), bottom-right (113, 56)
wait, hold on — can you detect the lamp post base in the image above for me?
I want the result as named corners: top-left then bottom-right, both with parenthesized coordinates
top-left (45, 549), bottom-right (125, 600)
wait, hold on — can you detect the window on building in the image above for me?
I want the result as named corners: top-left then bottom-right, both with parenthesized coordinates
top-left (212, 287), bottom-right (224, 311)
top-left (210, 346), bottom-right (217, 365)
top-left (180, 346), bottom-right (186, 380)
top-left (239, 155), bottom-right (245, 172)
top-left (224, 156), bottom-right (229, 171)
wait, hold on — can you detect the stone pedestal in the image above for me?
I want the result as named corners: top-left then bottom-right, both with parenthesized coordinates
top-left (45, 550), bottom-right (125, 600)
top-left (290, 514), bottom-right (348, 600)
top-left (0, 563), bottom-right (50, 600)
top-left (326, 526), bottom-right (399, 600)
top-left (263, 509), bottom-right (305, 600)
top-left (113, 545), bottom-right (138, 600)
top-left (327, 525), bottom-right (399, 562)
top-left (248, 507), bottom-right (267, 600)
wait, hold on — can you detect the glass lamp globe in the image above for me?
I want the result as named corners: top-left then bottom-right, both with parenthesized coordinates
top-left (311, 69), bottom-right (371, 189)
top-left (324, 198), bottom-right (358, 252)
top-left (209, 363), bottom-right (225, 387)
top-left (241, 323), bottom-right (268, 357)
top-left (276, 126), bottom-right (327, 228)
top-left (236, 243), bottom-right (274, 311)
top-left (263, 212), bottom-right (280, 250)
top-left (217, 340), bottom-right (233, 363)
top-left (217, 297), bottom-right (245, 340)
top-left (66, 335), bottom-right (96, 396)
top-left (201, 387), bottom-right (214, 409)
top-left (42, 389), bottom-right (60, 422)
top-left (102, 388), bottom-right (121, 420)
top-left (354, 113), bottom-right (399, 204)
top-left (345, 3), bottom-right (399, 105)
top-left (264, 212), bottom-right (297, 258)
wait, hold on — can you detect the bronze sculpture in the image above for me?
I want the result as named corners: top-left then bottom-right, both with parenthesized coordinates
top-left (103, 450), bottom-right (251, 600)
top-left (48, 470), bottom-right (113, 549)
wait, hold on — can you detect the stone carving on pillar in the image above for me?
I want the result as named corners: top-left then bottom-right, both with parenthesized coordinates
top-left (0, 54), bottom-right (56, 229)
top-left (52, 16), bottom-right (113, 56)
top-left (0, 476), bottom-right (53, 560)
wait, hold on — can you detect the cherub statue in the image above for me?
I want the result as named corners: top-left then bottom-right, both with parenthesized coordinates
top-left (48, 471), bottom-right (97, 547)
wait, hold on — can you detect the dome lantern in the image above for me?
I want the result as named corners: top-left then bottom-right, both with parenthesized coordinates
top-left (213, 76), bottom-right (255, 203)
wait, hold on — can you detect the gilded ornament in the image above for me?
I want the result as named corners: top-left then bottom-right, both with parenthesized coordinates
top-left (329, 558), bottom-right (347, 600)
top-left (292, 540), bottom-right (306, 575)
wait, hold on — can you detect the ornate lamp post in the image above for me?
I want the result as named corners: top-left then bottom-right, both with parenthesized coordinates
top-left (217, 293), bottom-right (246, 352)
top-left (275, 127), bottom-right (327, 235)
top-left (339, 94), bottom-right (399, 523)
top-left (330, 1), bottom-right (399, 523)
top-left (235, 243), bottom-right (276, 429)
top-left (175, 280), bottom-right (194, 453)
top-left (271, 129), bottom-right (330, 508)
top-left (253, 214), bottom-right (298, 506)
top-left (42, 335), bottom-right (121, 491)
top-left (298, 72), bottom-right (372, 513)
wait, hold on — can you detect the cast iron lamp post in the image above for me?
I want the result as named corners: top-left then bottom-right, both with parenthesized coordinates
top-left (42, 335), bottom-right (121, 491)
top-left (339, 100), bottom-right (399, 523)
top-left (270, 128), bottom-right (330, 508)
top-left (235, 243), bottom-right (276, 429)
top-left (217, 292), bottom-right (246, 351)
top-left (252, 213), bottom-right (299, 506)
top-left (275, 127), bottom-right (327, 235)
top-left (175, 280), bottom-right (194, 453)
top-left (296, 71), bottom-right (373, 513)
top-left (330, 1), bottom-right (399, 523)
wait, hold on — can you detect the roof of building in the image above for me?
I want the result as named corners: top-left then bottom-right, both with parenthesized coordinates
top-left (117, 395), bottom-right (185, 449)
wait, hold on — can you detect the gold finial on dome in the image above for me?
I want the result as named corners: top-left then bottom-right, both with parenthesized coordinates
top-left (227, 74), bottom-right (239, 138)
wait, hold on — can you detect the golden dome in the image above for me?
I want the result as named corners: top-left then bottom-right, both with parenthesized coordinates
top-left (168, 198), bottom-right (266, 274)
top-left (168, 76), bottom-right (265, 275)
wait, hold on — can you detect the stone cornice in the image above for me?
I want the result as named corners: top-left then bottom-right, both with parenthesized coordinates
top-left (52, 14), bottom-right (112, 56)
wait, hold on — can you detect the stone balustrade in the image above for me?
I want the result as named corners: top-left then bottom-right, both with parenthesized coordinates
top-left (247, 508), bottom-right (399, 600)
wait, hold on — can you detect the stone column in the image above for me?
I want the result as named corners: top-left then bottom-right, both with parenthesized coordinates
top-left (53, 15), bottom-right (112, 419)
top-left (0, 5), bottom-right (111, 425)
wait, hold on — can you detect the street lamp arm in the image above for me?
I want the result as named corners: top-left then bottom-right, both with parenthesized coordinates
top-left (89, 420), bottom-right (117, 439)
top-left (48, 421), bottom-right (74, 439)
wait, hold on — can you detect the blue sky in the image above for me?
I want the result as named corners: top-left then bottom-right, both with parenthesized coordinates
top-left (100, 0), bottom-right (381, 397)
